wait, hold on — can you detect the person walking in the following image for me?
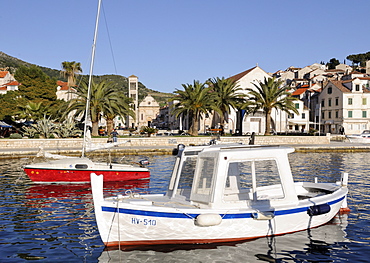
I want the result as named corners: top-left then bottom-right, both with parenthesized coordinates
top-left (110, 129), bottom-right (118, 143)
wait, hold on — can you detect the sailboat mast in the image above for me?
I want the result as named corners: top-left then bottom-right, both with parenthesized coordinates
top-left (82, 0), bottom-right (102, 158)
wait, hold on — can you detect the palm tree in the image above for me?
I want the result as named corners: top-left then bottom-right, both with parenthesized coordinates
top-left (102, 94), bottom-right (135, 134)
top-left (61, 61), bottom-right (82, 100)
top-left (170, 80), bottom-right (219, 136)
top-left (63, 79), bottom-right (133, 136)
top-left (16, 101), bottom-right (48, 122)
top-left (207, 77), bottom-right (246, 133)
top-left (246, 77), bottom-right (299, 135)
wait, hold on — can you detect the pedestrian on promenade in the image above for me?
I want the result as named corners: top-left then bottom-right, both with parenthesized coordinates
top-left (110, 129), bottom-right (118, 143)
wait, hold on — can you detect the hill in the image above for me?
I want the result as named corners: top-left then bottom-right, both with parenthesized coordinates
top-left (0, 51), bottom-right (173, 106)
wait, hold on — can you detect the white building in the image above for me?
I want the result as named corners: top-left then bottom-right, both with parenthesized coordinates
top-left (0, 71), bottom-right (20, 94)
top-left (56, 80), bottom-right (77, 101)
top-left (319, 79), bottom-right (370, 134)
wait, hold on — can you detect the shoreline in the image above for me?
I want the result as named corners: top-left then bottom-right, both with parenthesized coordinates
top-left (2, 141), bottom-right (370, 159)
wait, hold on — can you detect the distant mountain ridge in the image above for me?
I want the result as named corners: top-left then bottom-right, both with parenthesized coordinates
top-left (0, 51), bottom-right (172, 106)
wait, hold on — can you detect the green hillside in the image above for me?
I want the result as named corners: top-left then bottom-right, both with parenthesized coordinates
top-left (0, 51), bottom-right (173, 106)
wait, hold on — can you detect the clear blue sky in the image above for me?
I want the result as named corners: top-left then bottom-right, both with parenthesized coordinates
top-left (2, 0), bottom-right (370, 93)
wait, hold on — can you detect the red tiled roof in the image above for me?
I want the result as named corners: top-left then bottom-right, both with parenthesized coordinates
top-left (325, 69), bottom-right (344, 73)
top-left (57, 80), bottom-right (67, 86)
top-left (6, 81), bottom-right (20, 86)
top-left (0, 71), bottom-right (9, 78)
top-left (329, 80), bottom-right (351, 93)
top-left (292, 87), bottom-right (309, 96)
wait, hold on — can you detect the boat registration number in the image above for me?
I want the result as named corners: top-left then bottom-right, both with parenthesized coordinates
top-left (131, 218), bottom-right (157, 226)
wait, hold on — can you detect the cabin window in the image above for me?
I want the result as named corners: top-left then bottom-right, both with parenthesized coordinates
top-left (224, 159), bottom-right (284, 202)
top-left (177, 156), bottom-right (196, 190)
top-left (75, 164), bottom-right (88, 169)
top-left (191, 156), bottom-right (216, 203)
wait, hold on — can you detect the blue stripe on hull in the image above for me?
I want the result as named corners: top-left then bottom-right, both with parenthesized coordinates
top-left (101, 195), bottom-right (345, 219)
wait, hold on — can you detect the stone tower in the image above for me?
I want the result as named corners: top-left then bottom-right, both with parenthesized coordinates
top-left (127, 75), bottom-right (139, 129)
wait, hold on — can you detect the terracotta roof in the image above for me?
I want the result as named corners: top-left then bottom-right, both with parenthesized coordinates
top-left (6, 81), bottom-right (20, 86)
top-left (329, 80), bottom-right (351, 93)
top-left (325, 69), bottom-right (344, 73)
top-left (57, 80), bottom-right (67, 86)
top-left (292, 87), bottom-right (309, 96)
top-left (228, 66), bottom-right (257, 82)
top-left (0, 85), bottom-right (7, 90)
top-left (0, 71), bottom-right (9, 78)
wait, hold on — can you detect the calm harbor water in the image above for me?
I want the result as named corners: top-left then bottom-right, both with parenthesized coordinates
top-left (0, 152), bottom-right (369, 262)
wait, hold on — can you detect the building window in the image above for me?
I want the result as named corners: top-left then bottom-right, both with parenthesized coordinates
top-left (363, 98), bottom-right (367, 105)
top-left (348, 111), bottom-right (353, 118)
top-left (363, 111), bottom-right (367, 118)
top-left (141, 113), bottom-right (143, 120)
top-left (321, 100), bottom-right (325, 107)
top-left (348, 98), bottom-right (353, 105)
top-left (302, 113), bottom-right (305, 119)
top-left (295, 103), bottom-right (299, 109)
top-left (335, 97), bottom-right (339, 106)
top-left (328, 111), bottom-right (332, 118)
top-left (328, 98), bottom-right (332, 107)
top-left (321, 112), bottom-right (325, 119)
top-left (355, 84), bottom-right (360, 91)
top-left (328, 87), bottom-right (332, 94)
top-left (336, 111), bottom-right (339, 118)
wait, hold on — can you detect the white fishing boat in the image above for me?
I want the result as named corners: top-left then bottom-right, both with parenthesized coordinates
top-left (91, 143), bottom-right (349, 248)
top-left (24, 0), bottom-right (150, 183)
top-left (346, 130), bottom-right (370, 143)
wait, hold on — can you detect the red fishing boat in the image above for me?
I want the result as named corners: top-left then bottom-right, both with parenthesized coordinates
top-left (23, 0), bottom-right (150, 183)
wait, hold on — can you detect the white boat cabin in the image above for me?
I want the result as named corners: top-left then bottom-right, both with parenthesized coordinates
top-left (167, 144), bottom-right (299, 209)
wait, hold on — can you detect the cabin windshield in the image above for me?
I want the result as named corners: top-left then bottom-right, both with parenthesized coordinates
top-left (190, 153), bottom-right (218, 204)
top-left (224, 158), bottom-right (285, 201)
top-left (168, 154), bottom-right (198, 198)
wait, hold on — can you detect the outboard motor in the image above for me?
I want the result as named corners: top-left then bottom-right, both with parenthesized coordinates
top-left (138, 159), bottom-right (150, 167)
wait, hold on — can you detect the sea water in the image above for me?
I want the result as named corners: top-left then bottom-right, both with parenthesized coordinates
top-left (0, 152), bottom-right (369, 262)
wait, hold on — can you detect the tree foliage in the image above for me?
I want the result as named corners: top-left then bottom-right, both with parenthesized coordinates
top-left (207, 77), bottom-right (246, 128)
top-left (346, 51), bottom-right (370, 67)
top-left (326, 58), bottom-right (340, 69)
top-left (170, 80), bottom-right (220, 136)
top-left (246, 77), bottom-right (299, 135)
top-left (62, 79), bottom-right (134, 136)
top-left (15, 65), bottom-right (57, 102)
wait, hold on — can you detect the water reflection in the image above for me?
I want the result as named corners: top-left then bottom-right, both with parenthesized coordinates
top-left (98, 214), bottom-right (349, 262)
top-left (0, 153), bottom-right (370, 262)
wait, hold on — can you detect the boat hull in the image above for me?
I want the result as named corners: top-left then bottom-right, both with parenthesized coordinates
top-left (94, 189), bottom-right (347, 247)
top-left (24, 157), bottom-right (149, 183)
top-left (24, 167), bottom-right (149, 183)
top-left (346, 136), bottom-right (370, 143)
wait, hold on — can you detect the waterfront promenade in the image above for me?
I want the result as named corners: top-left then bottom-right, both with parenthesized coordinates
top-left (1, 135), bottom-right (370, 159)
